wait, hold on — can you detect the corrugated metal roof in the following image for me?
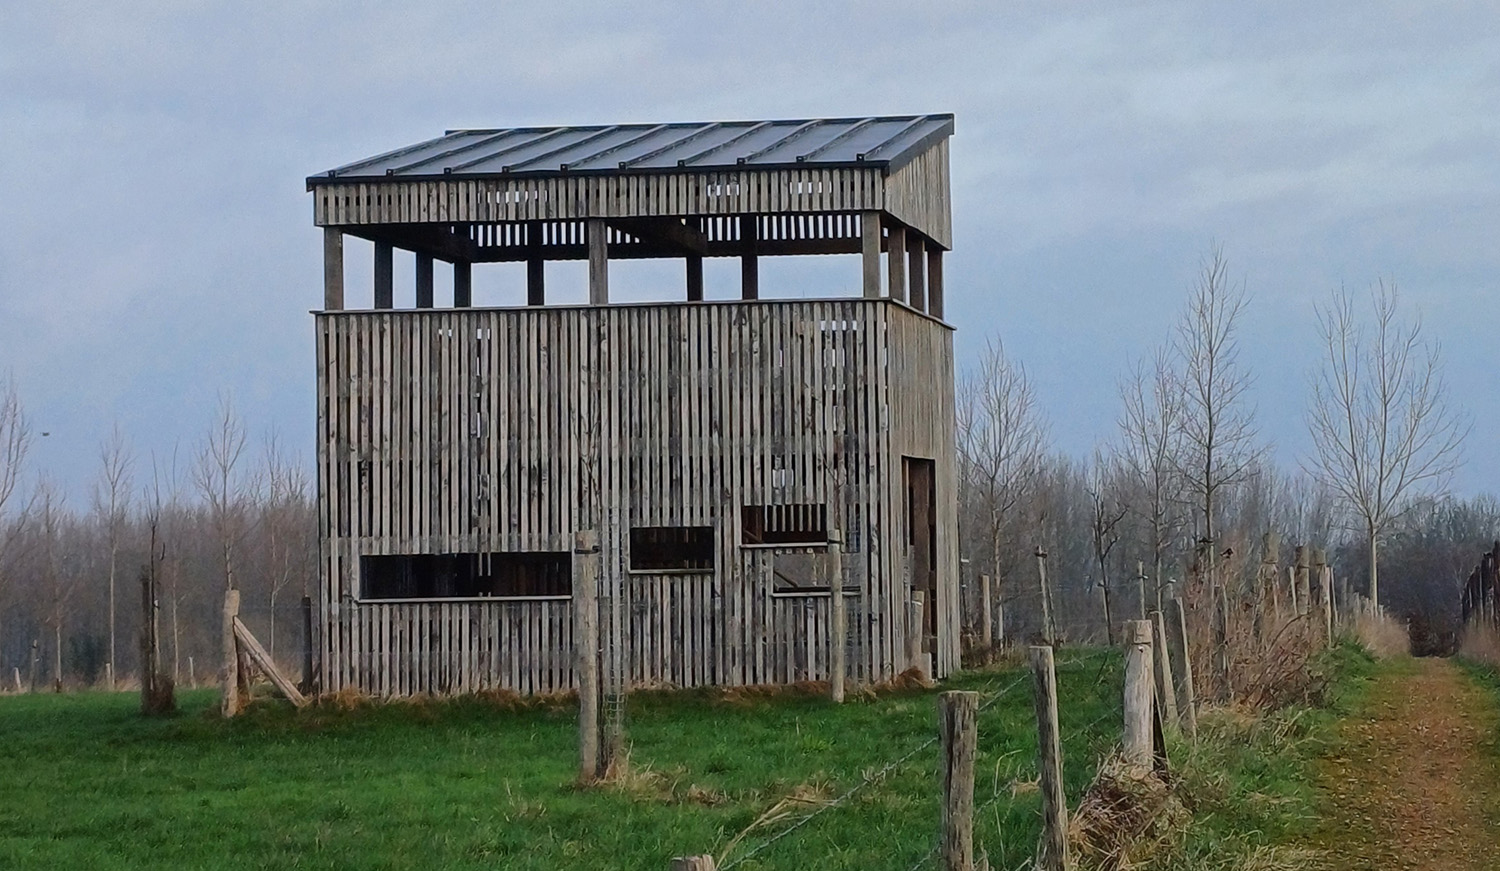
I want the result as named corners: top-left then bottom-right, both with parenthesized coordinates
top-left (311, 114), bottom-right (953, 183)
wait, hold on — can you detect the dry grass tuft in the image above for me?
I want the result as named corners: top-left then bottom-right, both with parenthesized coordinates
top-left (1459, 622), bottom-right (1500, 667)
top-left (1352, 609), bottom-right (1409, 659)
top-left (716, 780), bottom-right (835, 865)
top-left (1070, 753), bottom-right (1186, 871)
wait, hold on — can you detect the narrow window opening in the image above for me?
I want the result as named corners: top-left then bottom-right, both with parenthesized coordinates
top-left (742, 504), bottom-right (828, 546)
top-left (361, 552), bottom-right (571, 600)
top-left (629, 526), bottom-right (714, 572)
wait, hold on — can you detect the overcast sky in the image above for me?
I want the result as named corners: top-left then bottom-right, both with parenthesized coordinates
top-left (1, 2), bottom-right (1496, 504)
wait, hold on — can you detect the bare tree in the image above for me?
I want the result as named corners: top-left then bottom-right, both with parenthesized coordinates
top-left (33, 478), bottom-right (76, 688)
top-left (1087, 448), bottom-right (1128, 644)
top-left (1116, 346), bottom-right (1185, 612)
top-left (193, 395), bottom-right (249, 592)
top-left (1174, 246), bottom-right (1263, 550)
top-left (1306, 281), bottom-right (1468, 609)
top-left (260, 430), bottom-right (313, 659)
top-left (0, 375), bottom-right (33, 667)
top-left (956, 339), bottom-right (1049, 630)
top-left (91, 423), bottom-right (133, 688)
top-left (1174, 247), bottom-right (1262, 700)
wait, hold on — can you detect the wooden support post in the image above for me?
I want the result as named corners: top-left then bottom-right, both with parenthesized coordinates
top-left (414, 253), bottom-right (434, 308)
top-left (907, 592), bottom-right (926, 675)
top-left (453, 261), bottom-right (473, 307)
top-left (860, 211), bottom-right (882, 298)
top-left (300, 594), bottom-right (314, 694)
top-left (188, 656), bottom-right (196, 689)
top-left (829, 529), bottom-right (846, 703)
top-left (1036, 547), bottom-right (1055, 645)
top-left (1295, 546), bottom-right (1310, 617)
top-left (907, 233), bottom-right (926, 311)
top-left (322, 228), bottom-right (344, 310)
top-left (939, 691), bottom-right (978, 871)
top-left (28, 640), bottom-right (38, 692)
top-left (574, 530), bottom-right (602, 782)
top-left (1123, 620), bottom-right (1154, 776)
top-left (139, 565), bottom-right (173, 714)
top-left (1150, 610), bottom-right (1179, 733)
top-left (685, 254), bottom-right (704, 302)
top-left (221, 588), bottom-right (242, 718)
top-left (1137, 560), bottom-right (1148, 620)
top-left (886, 221), bottom-right (907, 303)
top-left (1031, 645), bottom-right (1070, 871)
top-left (980, 574), bottom-right (993, 648)
top-left (233, 617), bottom-right (309, 707)
top-left (587, 219), bottom-right (609, 305)
top-left (11, 667), bottom-right (19, 693)
top-left (527, 221), bottom-right (545, 306)
top-left (1166, 596), bottom-right (1197, 737)
top-left (669, 857), bottom-right (716, 871)
top-left (739, 215), bottom-right (759, 299)
top-left (373, 241), bottom-right (394, 309)
top-left (927, 247), bottom-right (945, 319)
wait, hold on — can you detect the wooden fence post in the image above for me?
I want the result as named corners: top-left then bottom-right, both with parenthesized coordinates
top-left (28, 639), bottom-right (38, 692)
top-left (939, 690), bottom-right (978, 871)
top-left (980, 574), bottom-right (993, 649)
top-left (829, 529), bottom-right (846, 703)
top-left (11, 667), bottom-right (20, 693)
top-left (574, 530), bottom-right (602, 783)
top-left (1032, 645), bottom-right (1069, 871)
top-left (1036, 547), bottom-right (1055, 645)
top-left (1166, 596), bottom-right (1197, 738)
top-left (1123, 620), bottom-right (1154, 776)
top-left (301, 594), bottom-right (315, 694)
top-left (1150, 610), bottom-right (1179, 732)
top-left (221, 588), bottom-right (242, 717)
top-left (669, 857), bottom-right (716, 871)
top-left (1294, 546), bottom-right (1310, 617)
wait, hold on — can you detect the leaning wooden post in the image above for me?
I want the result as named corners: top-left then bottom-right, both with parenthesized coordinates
top-left (1031, 646), bottom-right (1070, 871)
top-left (221, 588), bottom-right (242, 717)
top-left (574, 530), bottom-right (602, 782)
top-left (829, 529), bottom-right (846, 703)
top-left (1150, 610), bottom-right (1179, 732)
top-left (939, 691), bottom-right (978, 871)
top-left (300, 594), bottom-right (315, 694)
top-left (980, 574), bottom-right (993, 649)
top-left (669, 857), bottom-right (716, 871)
top-left (1123, 620), bottom-right (1155, 776)
top-left (1166, 596), bottom-right (1197, 737)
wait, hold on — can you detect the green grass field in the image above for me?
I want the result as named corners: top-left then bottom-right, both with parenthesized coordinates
top-left (0, 652), bottom-right (1123, 870)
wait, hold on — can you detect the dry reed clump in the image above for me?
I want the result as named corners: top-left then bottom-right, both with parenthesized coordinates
top-left (1069, 753), bottom-right (1186, 871)
top-left (716, 780), bottom-right (836, 865)
top-left (1459, 622), bottom-right (1500, 667)
top-left (1352, 608), bottom-right (1409, 659)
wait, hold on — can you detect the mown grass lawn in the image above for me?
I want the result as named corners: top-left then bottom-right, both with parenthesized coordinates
top-left (0, 650), bottom-right (1122, 870)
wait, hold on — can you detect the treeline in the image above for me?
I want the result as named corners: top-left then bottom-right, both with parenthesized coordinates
top-left (0, 247), bottom-right (1491, 687)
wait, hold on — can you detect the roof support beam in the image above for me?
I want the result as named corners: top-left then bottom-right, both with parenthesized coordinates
top-left (740, 216), bottom-right (759, 300)
top-left (927, 248), bottom-right (944, 320)
top-left (374, 241), bottom-right (394, 309)
top-left (907, 233), bottom-right (926, 313)
top-left (323, 228), bottom-right (344, 311)
top-left (453, 261), bottom-right (472, 307)
top-left (527, 222), bottom-right (545, 306)
top-left (886, 221), bottom-right (906, 304)
top-left (587, 218), bottom-right (609, 305)
top-left (608, 217), bottom-right (708, 256)
top-left (861, 211), bottom-right (881, 299)
top-left (415, 253), bottom-right (434, 308)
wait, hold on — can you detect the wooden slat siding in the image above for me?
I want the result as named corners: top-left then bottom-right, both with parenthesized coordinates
top-left (316, 298), bottom-right (954, 694)
top-left (311, 158), bottom-right (956, 249)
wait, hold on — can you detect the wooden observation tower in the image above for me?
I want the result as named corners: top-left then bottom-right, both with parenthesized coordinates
top-left (308, 114), bottom-right (959, 695)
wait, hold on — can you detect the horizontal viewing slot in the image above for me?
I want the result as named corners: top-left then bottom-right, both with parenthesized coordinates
top-left (770, 551), bottom-right (853, 595)
top-left (743, 503), bottom-right (828, 546)
top-left (630, 526), bottom-right (714, 573)
top-left (361, 552), bottom-right (570, 600)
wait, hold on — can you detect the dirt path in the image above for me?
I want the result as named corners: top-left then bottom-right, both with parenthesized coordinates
top-left (1311, 657), bottom-right (1500, 870)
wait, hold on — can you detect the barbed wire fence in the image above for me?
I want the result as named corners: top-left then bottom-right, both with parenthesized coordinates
top-left (680, 641), bottom-right (1141, 871)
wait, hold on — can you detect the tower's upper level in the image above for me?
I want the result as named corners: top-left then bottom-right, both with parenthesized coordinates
top-left (309, 115), bottom-right (953, 318)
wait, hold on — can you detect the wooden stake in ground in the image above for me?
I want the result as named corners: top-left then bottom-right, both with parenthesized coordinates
top-left (300, 594), bottom-right (315, 694)
top-left (980, 573), bottom-right (993, 649)
top-left (1166, 596), bottom-right (1197, 737)
top-left (669, 857), bottom-right (716, 871)
top-left (139, 565), bottom-right (174, 715)
top-left (829, 529), bottom-right (846, 703)
top-left (1031, 645), bottom-right (1070, 871)
top-left (221, 588), bottom-right (243, 717)
top-left (939, 691), bottom-right (978, 871)
top-left (1036, 547), bottom-right (1055, 645)
top-left (1295, 545), bottom-right (1311, 617)
top-left (574, 530), bottom-right (602, 782)
top-left (1123, 620), bottom-right (1155, 776)
top-left (1150, 610), bottom-right (1179, 732)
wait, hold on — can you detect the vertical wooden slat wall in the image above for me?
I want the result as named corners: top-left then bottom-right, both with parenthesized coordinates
top-left (317, 299), bottom-right (955, 695)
